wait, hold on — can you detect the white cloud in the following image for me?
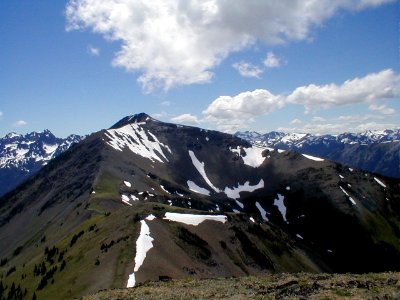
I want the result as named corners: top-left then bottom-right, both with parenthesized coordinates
top-left (171, 114), bottom-right (200, 125)
top-left (65, 0), bottom-right (394, 91)
top-left (263, 51), bottom-right (281, 68)
top-left (87, 45), bottom-right (100, 56)
top-left (279, 114), bottom-right (398, 135)
top-left (0, 111), bottom-right (3, 118)
top-left (203, 89), bottom-right (284, 132)
top-left (312, 116), bottom-right (326, 123)
top-left (287, 69), bottom-right (400, 113)
top-left (290, 118), bottom-right (302, 125)
top-left (368, 104), bottom-right (396, 115)
top-left (202, 69), bottom-right (399, 132)
top-left (232, 61), bottom-right (263, 78)
top-left (160, 101), bottom-right (171, 107)
top-left (13, 120), bottom-right (27, 127)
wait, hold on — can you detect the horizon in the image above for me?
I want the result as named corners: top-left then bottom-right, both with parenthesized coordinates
top-left (1, 111), bottom-right (399, 139)
top-left (1, 1), bottom-right (399, 138)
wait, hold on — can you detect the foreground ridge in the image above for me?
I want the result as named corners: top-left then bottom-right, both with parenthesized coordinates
top-left (84, 272), bottom-right (400, 300)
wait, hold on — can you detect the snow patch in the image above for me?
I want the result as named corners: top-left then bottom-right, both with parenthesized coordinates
top-left (187, 180), bottom-right (210, 196)
top-left (274, 194), bottom-right (287, 223)
top-left (160, 185), bottom-right (170, 194)
top-left (145, 214), bottom-right (156, 221)
top-left (124, 181), bottom-right (132, 188)
top-left (296, 234), bottom-right (303, 240)
top-left (286, 186), bottom-right (291, 191)
top-left (339, 186), bottom-right (356, 205)
top-left (188, 150), bottom-right (220, 192)
top-left (121, 194), bottom-right (132, 206)
top-left (230, 146), bottom-right (266, 168)
top-left (164, 212), bottom-right (227, 226)
top-left (302, 154), bottom-right (324, 162)
top-left (127, 217), bottom-right (155, 288)
top-left (235, 200), bottom-right (244, 209)
top-left (250, 217), bottom-right (255, 223)
top-left (105, 123), bottom-right (171, 163)
top-left (130, 194), bottom-right (139, 201)
top-left (255, 202), bottom-right (268, 221)
top-left (374, 177), bottom-right (386, 188)
top-left (43, 144), bottom-right (58, 154)
top-left (224, 179), bottom-right (264, 200)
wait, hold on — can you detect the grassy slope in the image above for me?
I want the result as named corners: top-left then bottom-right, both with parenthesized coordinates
top-left (84, 272), bottom-right (400, 300)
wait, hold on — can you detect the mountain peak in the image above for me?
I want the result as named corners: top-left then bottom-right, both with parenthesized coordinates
top-left (3, 132), bottom-right (21, 139)
top-left (109, 113), bottom-right (158, 129)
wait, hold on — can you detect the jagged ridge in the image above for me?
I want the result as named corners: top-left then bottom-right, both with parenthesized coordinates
top-left (0, 130), bottom-right (84, 196)
top-left (236, 129), bottom-right (400, 178)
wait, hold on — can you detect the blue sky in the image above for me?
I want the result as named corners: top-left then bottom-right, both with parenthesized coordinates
top-left (0, 0), bottom-right (399, 137)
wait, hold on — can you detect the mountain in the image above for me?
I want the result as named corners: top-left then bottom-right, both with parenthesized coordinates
top-left (236, 129), bottom-right (400, 178)
top-left (0, 113), bottom-right (399, 299)
top-left (0, 130), bottom-right (83, 197)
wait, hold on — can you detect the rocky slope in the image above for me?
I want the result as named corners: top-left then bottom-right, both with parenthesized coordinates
top-left (0, 130), bottom-right (83, 196)
top-left (0, 114), bottom-right (399, 299)
top-left (235, 129), bottom-right (400, 178)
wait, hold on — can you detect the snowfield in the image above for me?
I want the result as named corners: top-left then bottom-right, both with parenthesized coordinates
top-left (105, 123), bottom-right (172, 163)
top-left (302, 154), bottom-right (324, 162)
top-left (230, 146), bottom-right (266, 168)
top-left (188, 150), bottom-right (220, 192)
top-left (127, 215), bottom-right (155, 288)
top-left (224, 179), bottom-right (264, 200)
top-left (164, 212), bottom-right (227, 226)
top-left (187, 180), bottom-right (210, 196)
top-left (274, 194), bottom-right (287, 223)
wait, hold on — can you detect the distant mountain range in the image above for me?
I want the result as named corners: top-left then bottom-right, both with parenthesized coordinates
top-left (0, 130), bottom-right (83, 196)
top-left (0, 113), bottom-right (399, 299)
top-left (235, 129), bottom-right (400, 178)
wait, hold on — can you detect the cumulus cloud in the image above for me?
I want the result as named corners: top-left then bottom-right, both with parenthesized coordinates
top-left (13, 120), bottom-right (27, 128)
top-left (263, 51), bottom-right (281, 68)
top-left (279, 113), bottom-right (398, 135)
top-left (203, 89), bottom-right (284, 132)
top-left (65, 0), bottom-right (394, 91)
top-left (232, 61), bottom-right (263, 78)
top-left (171, 114), bottom-right (200, 125)
top-left (290, 118), bottom-right (302, 125)
top-left (202, 69), bottom-right (399, 132)
top-left (87, 45), bottom-right (100, 56)
top-left (368, 104), bottom-right (396, 115)
top-left (287, 69), bottom-right (400, 113)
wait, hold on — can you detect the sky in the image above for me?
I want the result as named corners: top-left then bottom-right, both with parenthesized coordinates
top-left (0, 0), bottom-right (399, 138)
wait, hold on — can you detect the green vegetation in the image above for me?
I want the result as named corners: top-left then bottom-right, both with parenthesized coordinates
top-left (92, 171), bottom-right (121, 199)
